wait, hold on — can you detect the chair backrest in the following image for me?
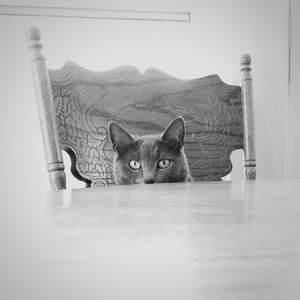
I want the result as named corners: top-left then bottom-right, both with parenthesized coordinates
top-left (27, 27), bottom-right (256, 190)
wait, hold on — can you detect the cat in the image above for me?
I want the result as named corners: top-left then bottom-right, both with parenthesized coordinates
top-left (108, 116), bottom-right (192, 185)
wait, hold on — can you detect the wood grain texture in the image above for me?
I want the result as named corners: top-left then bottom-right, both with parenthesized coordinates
top-left (43, 180), bottom-right (300, 300)
top-left (49, 62), bottom-right (243, 186)
top-left (241, 54), bottom-right (256, 179)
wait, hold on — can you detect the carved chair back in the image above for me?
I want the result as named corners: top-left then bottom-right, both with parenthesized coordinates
top-left (27, 27), bottom-right (256, 190)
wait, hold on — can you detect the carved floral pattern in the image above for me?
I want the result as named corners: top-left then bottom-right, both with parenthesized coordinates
top-left (49, 62), bottom-right (243, 185)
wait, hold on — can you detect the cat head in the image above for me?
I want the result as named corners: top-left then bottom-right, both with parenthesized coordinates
top-left (108, 117), bottom-right (190, 184)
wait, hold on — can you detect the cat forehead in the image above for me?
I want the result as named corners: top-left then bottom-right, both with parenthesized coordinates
top-left (135, 134), bottom-right (179, 158)
top-left (135, 134), bottom-right (161, 154)
top-left (135, 134), bottom-right (160, 144)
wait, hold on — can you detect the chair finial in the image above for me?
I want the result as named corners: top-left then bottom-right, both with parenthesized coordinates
top-left (241, 54), bottom-right (251, 66)
top-left (26, 27), bottom-right (41, 42)
top-left (26, 27), bottom-right (43, 56)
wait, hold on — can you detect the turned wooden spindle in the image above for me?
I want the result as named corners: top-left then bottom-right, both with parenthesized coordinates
top-left (240, 54), bottom-right (256, 180)
top-left (27, 27), bottom-right (66, 190)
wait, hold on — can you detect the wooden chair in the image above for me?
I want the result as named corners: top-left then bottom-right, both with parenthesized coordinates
top-left (27, 27), bottom-right (256, 190)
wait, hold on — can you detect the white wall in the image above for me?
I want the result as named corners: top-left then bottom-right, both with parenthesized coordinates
top-left (0, 0), bottom-right (293, 193)
top-left (230, 0), bottom-right (289, 180)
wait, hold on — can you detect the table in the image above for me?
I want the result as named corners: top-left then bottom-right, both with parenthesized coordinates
top-left (2, 180), bottom-right (300, 300)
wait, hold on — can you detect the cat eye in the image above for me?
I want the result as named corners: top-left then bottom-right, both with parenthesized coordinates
top-left (129, 160), bottom-right (141, 170)
top-left (158, 159), bottom-right (170, 169)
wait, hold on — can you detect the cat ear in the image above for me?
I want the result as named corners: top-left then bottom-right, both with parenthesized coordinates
top-left (161, 116), bottom-right (185, 147)
top-left (108, 121), bottom-right (135, 152)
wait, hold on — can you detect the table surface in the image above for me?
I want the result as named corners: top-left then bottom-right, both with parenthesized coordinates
top-left (2, 180), bottom-right (300, 300)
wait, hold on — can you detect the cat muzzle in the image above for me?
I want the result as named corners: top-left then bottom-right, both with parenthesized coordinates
top-left (143, 178), bottom-right (155, 184)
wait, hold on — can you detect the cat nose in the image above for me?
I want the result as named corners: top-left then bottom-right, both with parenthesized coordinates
top-left (144, 178), bottom-right (155, 184)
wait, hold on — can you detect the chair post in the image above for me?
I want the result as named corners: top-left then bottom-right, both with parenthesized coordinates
top-left (26, 27), bottom-right (66, 190)
top-left (240, 54), bottom-right (256, 180)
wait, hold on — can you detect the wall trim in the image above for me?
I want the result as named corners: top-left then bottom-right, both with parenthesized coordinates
top-left (0, 4), bottom-right (191, 22)
top-left (285, 0), bottom-right (295, 179)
